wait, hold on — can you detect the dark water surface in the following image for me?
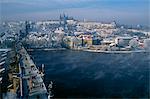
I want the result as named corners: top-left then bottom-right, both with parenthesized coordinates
top-left (29, 50), bottom-right (150, 98)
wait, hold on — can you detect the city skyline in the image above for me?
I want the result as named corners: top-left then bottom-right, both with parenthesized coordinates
top-left (0, 0), bottom-right (149, 26)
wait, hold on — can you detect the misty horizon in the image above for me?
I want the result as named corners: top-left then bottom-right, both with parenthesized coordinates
top-left (0, 0), bottom-right (149, 26)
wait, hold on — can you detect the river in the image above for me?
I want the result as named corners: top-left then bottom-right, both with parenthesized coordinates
top-left (29, 50), bottom-right (150, 98)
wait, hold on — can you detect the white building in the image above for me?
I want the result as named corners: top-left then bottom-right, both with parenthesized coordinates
top-left (144, 39), bottom-right (150, 50)
top-left (115, 37), bottom-right (133, 47)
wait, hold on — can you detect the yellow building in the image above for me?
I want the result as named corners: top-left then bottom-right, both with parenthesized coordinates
top-left (79, 34), bottom-right (93, 46)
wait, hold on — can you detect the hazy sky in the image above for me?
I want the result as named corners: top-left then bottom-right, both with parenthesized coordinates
top-left (0, 0), bottom-right (149, 25)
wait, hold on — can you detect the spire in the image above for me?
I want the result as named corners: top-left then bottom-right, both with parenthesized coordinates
top-left (63, 13), bottom-right (65, 18)
top-left (60, 14), bottom-right (62, 20)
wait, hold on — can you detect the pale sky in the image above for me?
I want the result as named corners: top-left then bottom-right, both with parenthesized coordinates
top-left (0, 0), bottom-right (149, 25)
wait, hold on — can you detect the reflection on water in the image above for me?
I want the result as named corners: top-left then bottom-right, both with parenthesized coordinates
top-left (29, 50), bottom-right (149, 98)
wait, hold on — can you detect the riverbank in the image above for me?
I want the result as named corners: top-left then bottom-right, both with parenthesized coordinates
top-left (82, 49), bottom-right (149, 53)
top-left (27, 47), bottom-right (149, 54)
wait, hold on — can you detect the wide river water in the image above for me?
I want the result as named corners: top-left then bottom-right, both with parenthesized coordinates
top-left (29, 50), bottom-right (149, 98)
